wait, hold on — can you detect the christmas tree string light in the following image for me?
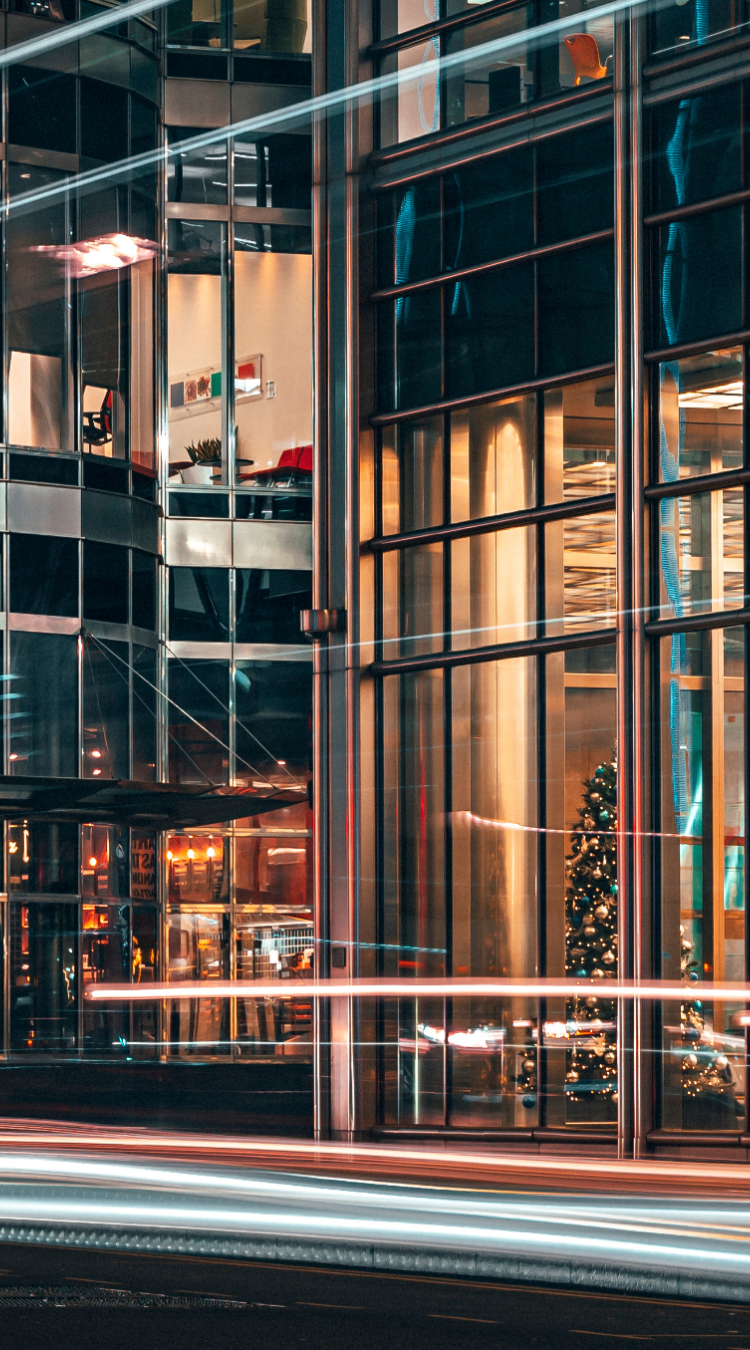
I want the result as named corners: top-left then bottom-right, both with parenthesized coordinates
top-left (564, 751), bottom-right (619, 1105)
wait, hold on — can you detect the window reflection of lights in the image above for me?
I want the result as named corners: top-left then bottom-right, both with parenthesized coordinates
top-left (9, 754), bottom-right (18, 761)
top-left (88, 857), bottom-right (98, 868)
top-left (91, 750), bottom-right (102, 759)
top-left (30, 233), bottom-right (159, 278)
top-left (167, 851), bottom-right (173, 861)
top-left (187, 849), bottom-right (195, 859)
top-left (679, 380), bottom-right (743, 409)
top-left (206, 846), bottom-right (215, 858)
top-left (8, 842), bottom-right (17, 854)
top-left (23, 829), bottom-right (29, 864)
top-left (93, 769), bottom-right (102, 776)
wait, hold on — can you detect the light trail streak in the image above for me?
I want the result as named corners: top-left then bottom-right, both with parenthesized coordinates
top-left (86, 977), bottom-right (750, 1001)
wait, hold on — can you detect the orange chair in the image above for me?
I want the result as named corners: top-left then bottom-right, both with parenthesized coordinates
top-left (564, 33), bottom-right (609, 85)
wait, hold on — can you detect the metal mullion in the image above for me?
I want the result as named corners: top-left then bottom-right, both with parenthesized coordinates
top-left (535, 379), bottom-right (546, 1124)
top-left (371, 360), bottom-right (616, 427)
top-left (442, 401), bottom-right (452, 1126)
top-left (645, 466), bottom-right (750, 501)
top-left (371, 81), bottom-right (613, 171)
top-left (371, 230), bottom-right (615, 302)
top-left (644, 186), bottom-right (750, 229)
top-left (373, 624), bottom-right (616, 676)
top-left (369, 0), bottom-right (532, 59)
top-left (646, 329), bottom-right (750, 363)
top-left (646, 607), bottom-right (750, 638)
top-left (373, 491), bottom-right (616, 552)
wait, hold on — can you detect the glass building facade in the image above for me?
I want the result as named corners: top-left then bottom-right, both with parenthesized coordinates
top-left (0, 0), bottom-right (749, 1157)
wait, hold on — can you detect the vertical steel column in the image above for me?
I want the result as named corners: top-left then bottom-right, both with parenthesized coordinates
top-left (615, 10), bottom-right (646, 1160)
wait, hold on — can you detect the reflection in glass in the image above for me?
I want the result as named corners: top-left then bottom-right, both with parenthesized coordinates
top-left (82, 901), bottom-right (130, 1054)
top-left (168, 659), bottom-right (229, 784)
top-left (449, 658), bottom-right (538, 1126)
top-left (166, 834), bottom-right (228, 904)
top-left (235, 659), bottom-right (312, 789)
top-left (10, 902), bottom-right (77, 1052)
top-left (167, 910), bottom-right (230, 1056)
top-left (235, 568), bottom-right (312, 643)
top-left (382, 543), bottom-right (444, 659)
top-left (380, 41), bottom-right (440, 147)
top-left (381, 669), bottom-right (445, 1125)
top-left (169, 567), bottom-right (230, 642)
top-left (167, 129), bottom-right (227, 205)
top-left (451, 526), bottom-right (536, 649)
top-left (450, 395), bottom-right (535, 522)
top-left (658, 349), bottom-right (742, 482)
top-left (381, 417), bottom-right (443, 536)
top-left (235, 912), bottom-right (314, 1055)
top-left (546, 511), bottom-right (616, 634)
top-left (235, 834), bottom-right (312, 907)
top-left (9, 822), bottom-right (78, 894)
top-left (544, 376), bottom-right (615, 502)
top-left (7, 165), bottom-right (72, 452)
top-left (10, 632), bottom-right (78, 777)
top-left (659, 629), bottom-right (746, 1129)
top-left (81, 826), bottom-right (129, 899)
top-left (232, 0), bottom-right (310, 50)
top-left (445, 9), bottom-right (532, 125)
top-left (83, 637), bottom-right (130, 779)
top-left (658, 490), bottom-right (744, 621)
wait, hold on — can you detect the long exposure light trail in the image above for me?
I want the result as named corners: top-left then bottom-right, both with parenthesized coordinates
top-left (86, 977), bottom-right (750, 1001)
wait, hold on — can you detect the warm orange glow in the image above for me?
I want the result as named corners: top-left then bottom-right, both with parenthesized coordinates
top-left (187, 849), bottom-right (195, 860)
top-left (88, 857), bottom-right (98, 868)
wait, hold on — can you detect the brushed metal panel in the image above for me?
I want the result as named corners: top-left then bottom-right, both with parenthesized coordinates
top-left (81, 491), bottom-right (131, 546)
top-left (8, 483), bottom-right (80, 538)
top-left (166, 517), bottom-right (232, 568)
top-left (168, 641), bottom-right (232, 660)
top-left (165, 78), bottom-right (230, 126)
top-left (9, 613), bottom-right (79, 635)
top-left (235, 642), bottom-right (312, 662)
top-left (233, 520), bottom-right (312, 571)
top-left (132, 497), bottom-right (161, 555)
top-left (231, 83), bottom-right (310, 121)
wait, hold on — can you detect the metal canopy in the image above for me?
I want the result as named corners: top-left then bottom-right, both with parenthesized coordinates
top-left (0, 777), bottom-right (304, 829)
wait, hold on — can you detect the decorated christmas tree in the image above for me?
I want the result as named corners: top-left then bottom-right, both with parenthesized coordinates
top-left (678, 926), bottom-right (737, 1124)
top-left (564, 751), bottom-right (618, 1107)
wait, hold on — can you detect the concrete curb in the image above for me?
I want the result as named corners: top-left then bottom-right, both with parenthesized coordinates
top-left (0, 1223), bottom-right (746, 1304)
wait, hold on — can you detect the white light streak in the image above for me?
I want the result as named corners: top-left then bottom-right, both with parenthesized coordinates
top-left (86, 977), bottom-right (750, 1002)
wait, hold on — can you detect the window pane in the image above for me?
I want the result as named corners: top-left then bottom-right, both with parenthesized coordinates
top-left (445, 264), bottom-right (534, 400)
top-left (545, 648), bottom-right (618, 1126)
top-left (132, 552), bottom-right (157, 631)
top-left (379, 0), bottom-right (437, 40)
top-left (166, 0), bottom-right (226, 47)
top-left (233, 0), bottom-right (310, 52)
top-left (10, 903), bottom-right (78, 1053)
top-left (658, 348), bottom-right (742, 483)
top-left (650, 85), bottom-right (741, 214)
top-left (235, 911), bottom-right (314, 1055)
top-left (658, 490), bottom-right (744, 620)
top-left (167, 128), bottom-right (227, 205)
top-left (235, 658), bottom-right (312, 787)
top-left (544, 375), bottom-right (615, 503)
top-left (451, 526), bottom-right (536, 649)
top-left (236, 569), bottom-right (311, 644)
top-left (382, 543), bottom-right (444, 660)
top-left (658, 629), bottom-right (746, 1130)
top-left (236, 834), bottom-right (312, 907)
top-left (7, 165), bottom-right (72, 452)
top-left (381, 668), bottom-right (445, 1126)
top-left (538, 242), bottom-right (615, 377)
top-left (656, 208), bottom-right (742, 349)
top-left (167, 910), bottom-right (230, 1057)
top-left (10, 534), bottom-right (77, 617)
top-left (450, 656), bottom-right (538, 1127)
top-left (82, 901), bottom-right (131, 1056)
top-left (394, 288), bottom-right (442, 411)
top-left (382, 179), bottom-right (441, 288)
top-left (168, 220), bottom-right (225, 486)
top-left (8, 67), bottom-right (76, 154)
top-left (83, 541), bottom-right (128, 624)
top-left (132, 644), bottom-right (157, 781)
top-left (546, 510), bottom-right (616, 635)
top-left (8, 822), bottom-right (79, 894)
top-left (380, 40), bottom-right (440, 149)
top-left (168, 659), bottom-right (229, 784)
top-left (650, 0), bottom-right (748, 61)
top-left (450, 394), bottom-right (535, 522)
top-left (381, 417), bottom-right (443, 536)
top-left (83, 637), bottom-right (130, 780)
top-left (443, 148), bottom-right (533, 270)
top-left (169, 567), bottom-right (230, 641)
top-left (444, 9), bottom-right (533, 127)
top-left (10, 632), bottom-right (78, 777)
top-left (536, 122), bottom-right (613, 247)
top-left (167, 834), bottom-right (228, 903)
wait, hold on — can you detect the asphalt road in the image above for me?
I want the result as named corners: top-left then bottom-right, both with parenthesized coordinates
top-left (0, 1240), bottom-right (747, 1350)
